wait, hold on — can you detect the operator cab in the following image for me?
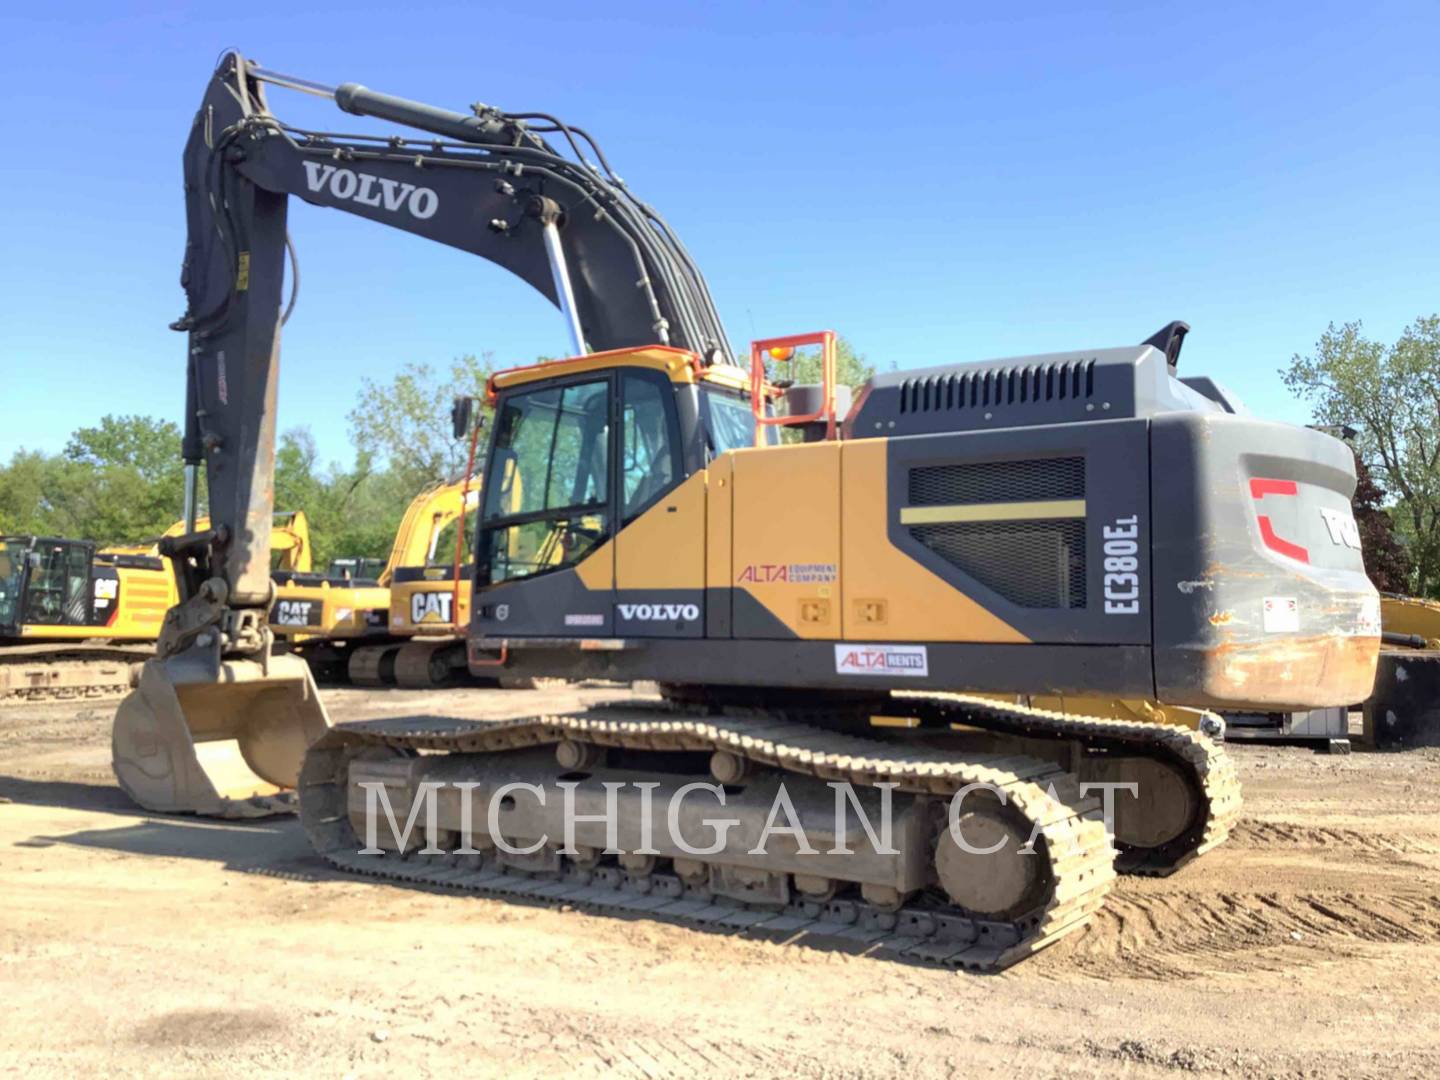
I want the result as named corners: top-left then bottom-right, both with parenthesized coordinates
top-left (0, 536), bottom-right (97, 636)
top-left (469, 337), bottom-right (844, 643)
top-left (324, 556), bottom-right (387, 585)
top-left (474, 346), bottom-right (768, 591)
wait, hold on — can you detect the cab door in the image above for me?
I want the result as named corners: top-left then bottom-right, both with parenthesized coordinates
top-left (22, 540), bottom-right (93, 626)
top-left (613, 369), bottom-right (704, 638)
top-left (472, 376), bottom-right (616, 637)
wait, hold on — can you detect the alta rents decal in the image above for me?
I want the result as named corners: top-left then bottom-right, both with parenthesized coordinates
top-left (302, 161), bottom-right (439, 220)
top-left (617, 603), bottom-right (699, 623)
top-left (834, 644), bottom-right (929, 677)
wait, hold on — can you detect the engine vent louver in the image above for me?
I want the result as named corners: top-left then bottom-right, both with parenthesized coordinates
top-left (897, 359), bottom-right (1096, 414)
top-left (909, 457), bottom-right (1085, 506)
top-left (906, 457), bottom-right (1087, 609)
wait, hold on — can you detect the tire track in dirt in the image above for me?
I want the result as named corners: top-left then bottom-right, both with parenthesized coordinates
top-left (1230, 819), bottom-right (1439, 856)
top-left (577, 1034), bottom-right (804, 1078)
top-left (1065, 889), bottom-right (1440, 980)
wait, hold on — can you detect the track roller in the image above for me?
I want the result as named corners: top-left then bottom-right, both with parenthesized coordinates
top-left (348, 645), bottom-right (399, 687)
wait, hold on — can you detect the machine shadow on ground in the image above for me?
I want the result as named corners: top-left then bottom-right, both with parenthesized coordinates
top-left (1, 772), bottom-right (329, 880)
top-left (1, 769), bottom-right (990, 970)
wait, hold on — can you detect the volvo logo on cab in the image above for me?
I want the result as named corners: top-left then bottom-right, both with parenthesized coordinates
top-left (302, 161), bottom-right (439, 220)
top-left (617, 603), bottom-right (699, 623)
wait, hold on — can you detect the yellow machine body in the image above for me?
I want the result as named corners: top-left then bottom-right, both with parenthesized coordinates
top-left (270, 577), bottom-right (392, 642)
top-left (386, 479), bottom-right (480, 637)
top-left (1, 536), bottom-right (177, 700)
top-left (1381, 594), bottom-right (1440, 649)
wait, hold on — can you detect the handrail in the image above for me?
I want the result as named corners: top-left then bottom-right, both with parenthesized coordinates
top-left (748, 331), bottom-right (837, 446)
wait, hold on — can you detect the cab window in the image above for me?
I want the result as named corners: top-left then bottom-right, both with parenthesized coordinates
top-left (621, 372), bottom-right (680, 520)
top-left (431, 508), bottom-right (477, 568)
top-left (701, 386), bottom-right (765, 455)
top-left (479, 379), bottom-right (610, 584)
top-left (23, 541), bottom-right (90, 626)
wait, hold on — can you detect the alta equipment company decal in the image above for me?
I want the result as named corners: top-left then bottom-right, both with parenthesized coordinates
top-left (737, 563), bottom-right (837, 584)
top-left (835, 644), bottom-right (929, 677)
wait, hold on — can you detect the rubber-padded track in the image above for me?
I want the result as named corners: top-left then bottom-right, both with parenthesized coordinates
top-left (300, 704), bottom-right (1119, 972)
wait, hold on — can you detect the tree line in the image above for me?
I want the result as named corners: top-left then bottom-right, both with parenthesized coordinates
top-left (0, 355), bottom-right (500, 569)
top-left (1284, 315), bottom-right (1440, 596)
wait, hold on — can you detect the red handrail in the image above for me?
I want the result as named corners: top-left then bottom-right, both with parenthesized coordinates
top-left (749, 331), bottom-right (837, 447)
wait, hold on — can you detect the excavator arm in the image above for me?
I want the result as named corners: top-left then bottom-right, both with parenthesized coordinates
top-left (169, 48), bottom-right (729, 655)
top-left (114, 50), bottom-right (730, 817)
top-left (383, 480), bottom-right (476, 585)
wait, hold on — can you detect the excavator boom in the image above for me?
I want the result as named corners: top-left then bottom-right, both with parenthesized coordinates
top-left (113, 49), bottom-right (761, 814)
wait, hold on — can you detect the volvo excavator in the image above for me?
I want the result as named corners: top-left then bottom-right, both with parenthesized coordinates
top-left (113, 52), bottom-right (1381, 967)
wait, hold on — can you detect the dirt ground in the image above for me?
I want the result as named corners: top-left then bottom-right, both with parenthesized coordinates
top-left (2, 687), bottom-right (1439, 1078)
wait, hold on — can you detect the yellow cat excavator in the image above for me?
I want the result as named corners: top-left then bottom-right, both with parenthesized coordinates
top-left (265, 477), bottom-right (502, 688)
top-left (113, 53), bottom-right (1380, 967)
top-left (344, 477), bottom-right (479, 687)
top-left (1, 511), bottom-right (318, 703)
top-left (1365, 594), bottom-right (1440, 749)
top-left (0, 537), bottom-right (174, 700)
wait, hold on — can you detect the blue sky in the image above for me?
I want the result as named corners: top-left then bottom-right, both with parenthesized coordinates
top-left (2, 1), bottom-right (1436, 468)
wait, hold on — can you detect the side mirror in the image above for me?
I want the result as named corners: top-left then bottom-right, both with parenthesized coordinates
top-left (28, 553), bottom-right (42, 569)
top-left (451, 396), bottom-right (476, 440)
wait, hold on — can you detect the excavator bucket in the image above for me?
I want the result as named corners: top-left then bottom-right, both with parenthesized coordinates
top-left (112, 651), bottom-right (330, 818)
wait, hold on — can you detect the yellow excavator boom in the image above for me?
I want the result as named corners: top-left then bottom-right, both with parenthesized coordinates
top-left (1381, 593), bottom-right (1440, 650)
top-left (161, 511), bottom-right (312, 573)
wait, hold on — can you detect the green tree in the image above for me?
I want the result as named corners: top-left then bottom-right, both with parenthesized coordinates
top-left (1283, 316), bottom-right (1440, 595)
top-left (347, 354), bottom-right (496, 489)
top-left (0, 416), bottom-right (189, 544)
top-left (0, 450), bottom-right (83, 536)
top-left (58, 415), bottom-right (188, 544)
top-left (272, 427), bottom-right (403, 568)
top-left (1351, 452), bottom-right (1412, 593)
top-left (65, 415), bottom-right (184, 484)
